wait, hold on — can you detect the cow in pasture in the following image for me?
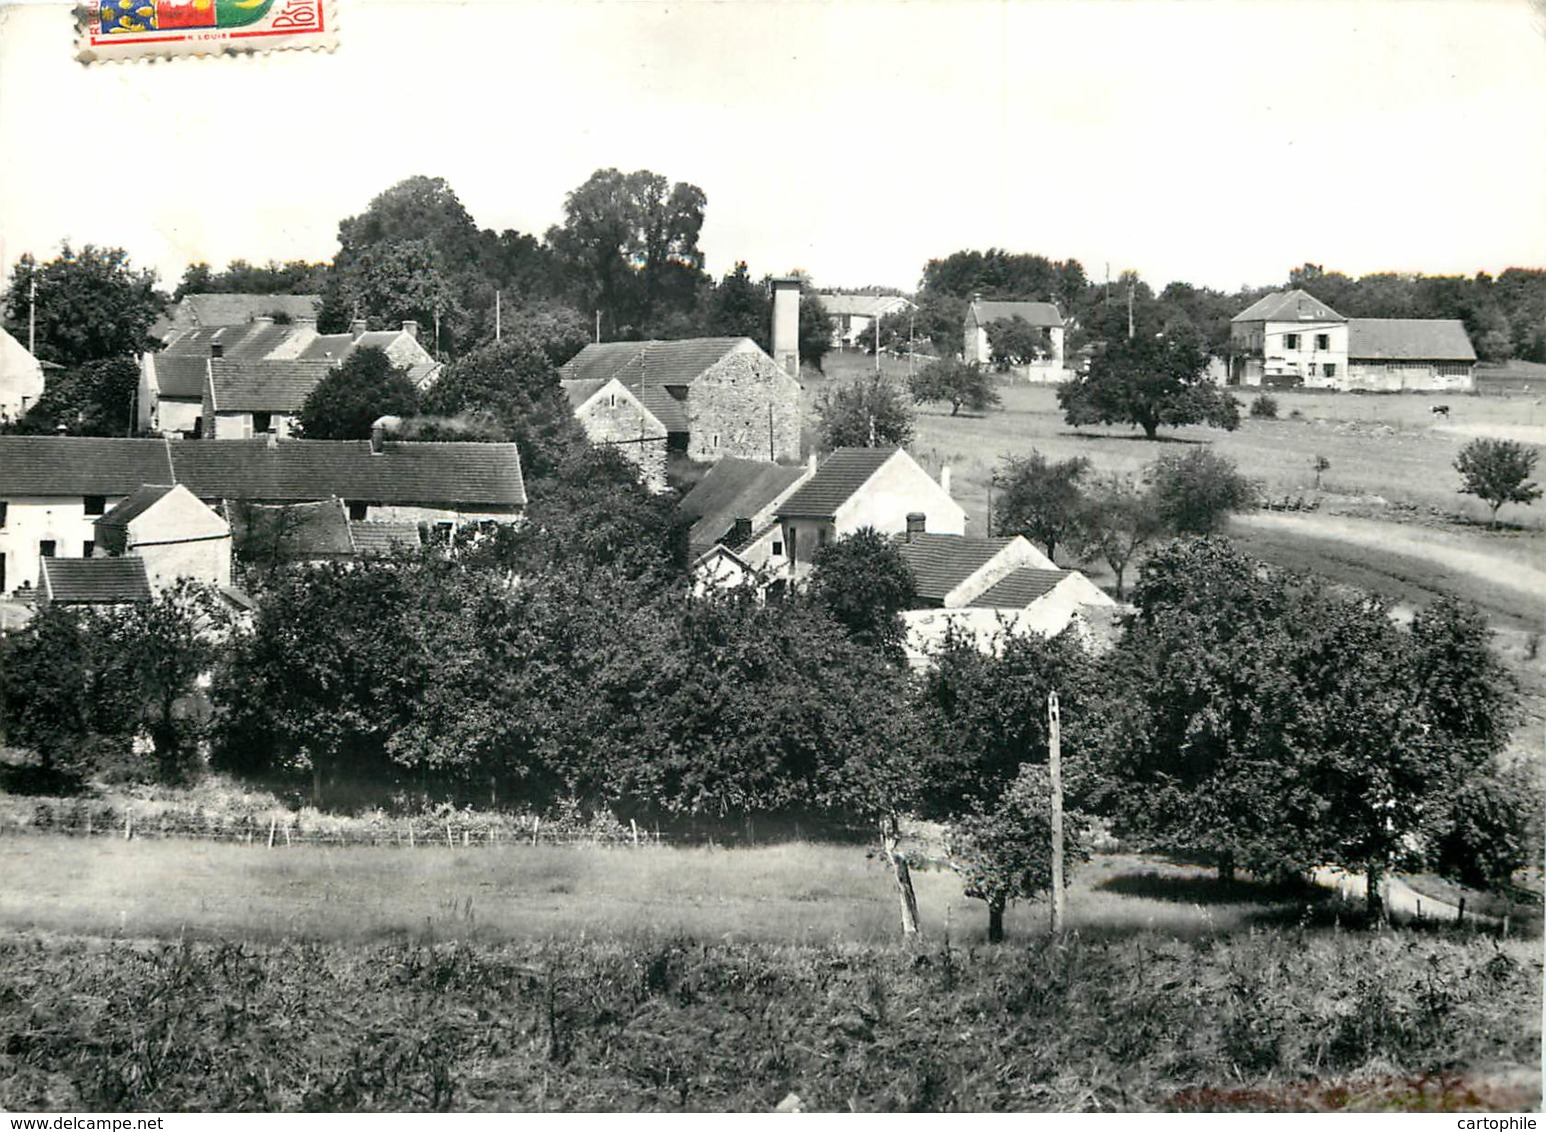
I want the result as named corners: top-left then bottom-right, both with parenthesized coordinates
top-left (1430, 405), bottom-right (1451, 419)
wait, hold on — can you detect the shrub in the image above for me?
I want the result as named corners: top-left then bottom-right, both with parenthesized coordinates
top-left (1249, 394), bottom-right (1279, 419)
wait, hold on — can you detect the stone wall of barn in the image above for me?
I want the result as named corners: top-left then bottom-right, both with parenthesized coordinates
top-left (576, 389), bottom-right (669, 492)
top-left (688, 353), bottom-right (802, 463)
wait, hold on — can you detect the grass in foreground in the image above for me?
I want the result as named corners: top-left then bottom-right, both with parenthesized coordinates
top-left (8, 836), bottom-right (1518, 946)
top-left (0, 929), bottom-right (1536, 1112)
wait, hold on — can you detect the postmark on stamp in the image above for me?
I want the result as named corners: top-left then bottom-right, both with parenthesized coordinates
top-left (75, 0), bottom-right (337, 63)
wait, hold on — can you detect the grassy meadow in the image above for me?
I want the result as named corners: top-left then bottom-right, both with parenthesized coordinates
top-left (0, 836), bottom-right (1540, 1112)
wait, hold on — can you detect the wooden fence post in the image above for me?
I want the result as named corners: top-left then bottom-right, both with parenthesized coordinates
top-left (445, 821), bottom-right (454, 849)
top-left (124, 811), bottom-right (132, 841)
top-left (268, 817), bottom-right (277, 849)
top-left (532, 816), bottom-right (540, 846)
top-left (284, 824), bottom-right (291, 847)
top-left (631, 819), bottom-right (640, 848)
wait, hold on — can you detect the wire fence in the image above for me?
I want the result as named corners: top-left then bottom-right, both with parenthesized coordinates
top-left (0, 808), bottom-right (668, 849)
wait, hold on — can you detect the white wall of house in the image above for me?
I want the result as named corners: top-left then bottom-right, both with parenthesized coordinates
top-left (0, 328), bottom-right (44, 423)
top-left (114, 486), bottom-right (232, 592)
top-left (833, 453), bottom-right (966, 539)
top-left (1257, 320), bottom-right (1348, 386)
top-left (1345, 361), bottom-right (1475, 392)
top-left (0, 494), bottom-right (128, 591)
top-left (901, 573), bottom-right (1118, 667)
top-left (208, 410), bottom-right (298, 440)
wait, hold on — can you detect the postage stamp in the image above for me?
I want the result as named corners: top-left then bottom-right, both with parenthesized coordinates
top-left (75, 0), bottom-right (337, 63)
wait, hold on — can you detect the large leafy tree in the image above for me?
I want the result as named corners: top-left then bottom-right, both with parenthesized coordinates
top-left (174, 259), bottom-right (328, 300)
top-left (991, 450), bottom-right (1091, 563)
top-left (915, 627), bottom-right (1101, 940)
top-left (908, 359), bottom-right (1000, 416)
top-left (1148, 448), bottom-right (1256, 535)
top-left (814, 373), bottom-right (915, 450)
top-left (4, 356), bottom-right (140, 437)
top-left (1103, 538), bottom-right (1526, 915)
top-left (3, 245), bottom-right (165, 367)
top-left (807, 527), bottom-right (917, 657)
top-left (1057, 329), bottom-right (1240, 440)
top-left (0, 604), bottom-right (97, 779)
top-left (294, 347), bottom-right (421, 440)
top-left (1074, 473), bottom-right (1167, 600)
top-left (420, 337), bottom-right (585, 481)
top-left (985, 316), bottom-right (1050, 369)
top-left (546, 168), bottom-right (708, 339)
top-left (1453, 438), bottom-right (1541, 527)
top-left (212, 563), bottom-right (426, 805)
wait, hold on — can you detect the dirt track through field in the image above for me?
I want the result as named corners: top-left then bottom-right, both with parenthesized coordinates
top-left (1233, 513), bottom-right (1546, 623)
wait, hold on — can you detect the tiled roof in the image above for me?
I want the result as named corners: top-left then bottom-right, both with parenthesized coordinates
top-left (208, 359), bottom-right (334, 413)
top-left (816, 293), bottom-right (913, 318)
top-left (0, 437), bottom-right (526, 509)
top-left (0, 437), bottom-right (174, 495)
top-left (170, 439), bottom-right (526, 507)
top-left (1348, 319), bottom-right (1476, 362)
top-left (94, 484), bottom-right (178, 554)
top-left (297, 333), bottom-right (359, 362)
top-left (777, 447), bottom-right (897, 518)
top-left (635, 384), bottom-right (689, 433)
top-left (153, 294), bottom-right (321, 338)
top-left (969, 300), bottom-right (1063, 328)
top-left (967, 567), bottom-right (1070, 609)
top-left (236, 499), bottom-right (354, 559)
top-left (40, 557), bottom-right (151, 605)
top-left (560, 338), bottom-right (750, 388)
top-left (1231, 289), bottom-right (1345, 324)
top-left (350, 520), bottom-right (423, 557)
top-left (680, 456), bottom-right (808, 553)
top-left (896, 533), bottom-right (1017, 603)
top-left (561, 378), bottom-right (609, 410)
top-left (154, 322), bottom-right (300, 398)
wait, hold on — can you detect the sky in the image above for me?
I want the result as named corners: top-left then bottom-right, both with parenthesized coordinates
top-left (2, 0), bottom-right (1544, 297)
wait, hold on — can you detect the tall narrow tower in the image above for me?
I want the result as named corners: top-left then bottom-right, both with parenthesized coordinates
top-left (770, 276), bottom-right (801, 379)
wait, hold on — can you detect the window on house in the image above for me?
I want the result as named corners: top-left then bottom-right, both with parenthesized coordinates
top-left (83, 495), bottom-right (106, 516)
top-left (1324, 363), bottom-right (1336, 378)
top-left (0, 501), bottom-right (7, 529)
top-left (348, 501), bottom-right (368, 521)
top-left (1283, 333), bottom-right (1300, 350)
top-left (0, 552), bottom-right (5, 594)
top-left (83, 540), bottom-right (95, 559)
top-left (1315, 334), bottom-right (1330, 351)
top-left (192, 417), bottom-right (204, 439)
top-left (39, 540), bottom-right (56, 558)
top-left (252, 412), bottom-right (272, 434)
top-left (818, 528), bottom-right (829, 547)
top-left (772, 540), bottom-right (784, 557)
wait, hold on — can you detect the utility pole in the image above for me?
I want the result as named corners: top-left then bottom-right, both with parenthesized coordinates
top-left (595, 309), bottom-right (601, 344)
top-left (875, 311), bottom-right (882, 375)
top-left (1127, 279), bottom-right (1135, 340)
top-left (28, 274), bottom-right (36, 357)
top-left (1048, 690), bottom-right (1065, 934)
top-left (495, 290), bottom-right (501, 342)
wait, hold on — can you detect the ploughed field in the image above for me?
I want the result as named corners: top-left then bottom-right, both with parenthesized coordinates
top-left (0, 837), bottom-right (1539, 1112)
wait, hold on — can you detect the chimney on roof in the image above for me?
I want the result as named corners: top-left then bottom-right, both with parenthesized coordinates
top-left (940, 465), bottom-right (952, 497)
top-left (806, 452), bottom-right (818, 476)
top-left (349, 318), bottom-right (368, 338)
top-left (730, 516), bottom-right (752, 547)
top-left (401, 320), bottom-right (419, 341)
top-left (266, 431), bottom-right (278, 450)
top-left (369, 414), bottom-right (400, 456)
top-left (905, 512), bottom-right (926, 542)
top-left (770, 277), bottom-right (801, 378)
top-left (971, 292), bottom-right (982, 305)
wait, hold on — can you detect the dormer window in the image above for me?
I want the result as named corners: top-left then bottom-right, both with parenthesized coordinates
top-left (83, 495), bottom-right (106, 516)
top-left (252, 412), bottom-right (272, 434)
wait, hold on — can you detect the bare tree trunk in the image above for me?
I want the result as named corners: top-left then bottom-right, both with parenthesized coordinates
top-left (987, 896), bottom-right (1005, 944)
top-left (1366, 862), bottom-right (1386, 924)
top-left (1218, 853), bottom-right (1235, 885)
top-left (880, 818), bottom-right (920, 938)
